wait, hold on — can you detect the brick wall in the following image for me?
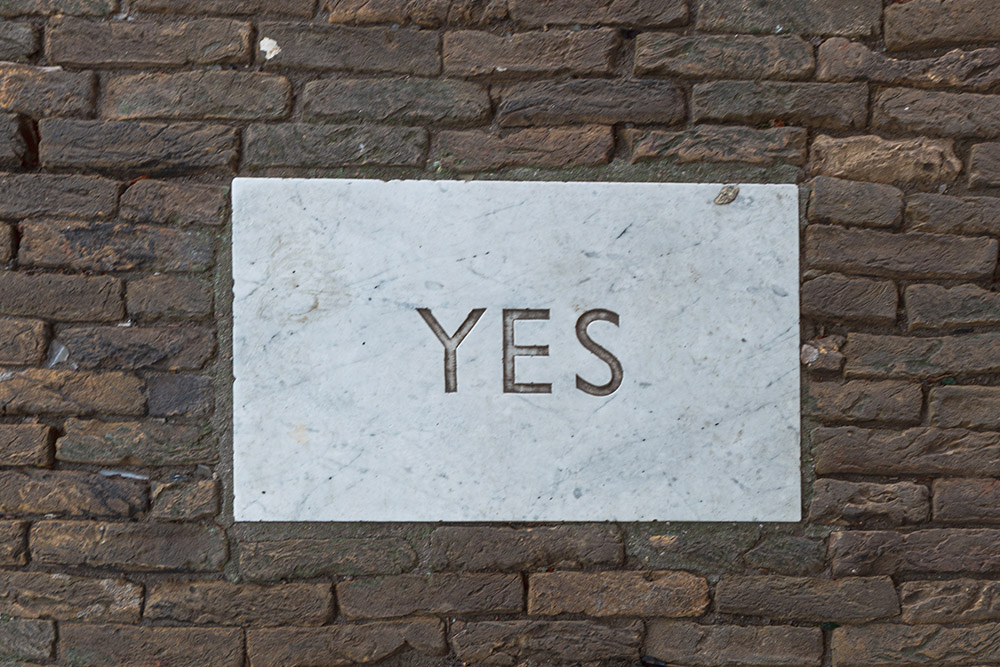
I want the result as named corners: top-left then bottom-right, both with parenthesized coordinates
top-left (0, 0), bottom-right (999, 664)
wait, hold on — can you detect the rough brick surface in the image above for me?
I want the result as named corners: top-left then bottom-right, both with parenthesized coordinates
top-left (58, 326), bottom-right (214, 370)
top-left (645, 621), bottom-right (823, 666)
top-left (0, 21), bottom-right (38, 60)
top-left (434, 126), bottom-right (613, 171)
top-left (0, 424), bottom-right (52, 466)
top-left (715, 575), bottom-right (899, 622)
top-left (0, 617), bottom-right (54, 662)
top-left (127, 275), bottom-right (214, 320)
top-left (692, 81), bottom-right (867, 130)
top-left (146, 374), bottom-right (213, 417)
top-left (830, 529), bottom-right (1000, 576)
top-left (0, 63), bottom-right (94, 118)
top-left (808, 176), bottom-right (902, 228)
top-left (902, 578), bottom-right (1000, 623)
top-left (971, 142), bottom-right (1000, 188)
top-left (60, 624), bottom-right (243, 667)
top-left (240, 537), bottom-right (417, 580)
top-left (509, 0), bottom-right (687, 27)
top-left (811, 134), bottom-right (962, 184)
top-left (0, 273), bottom-right (123, 321)
top-left (0, 173), bottom-right (117, 218)
top-left (885, 0), bottom-right (1000, 51)
top-left (930, 385), bottom-right (1000, 429)
top-left (875, 89), bottom-right (1000, 138)
top-left (0, 469), bottom-right (145, 518)
top-left (906, 284), bottom-right (1000, 330)
top-left (0, 113), bottom-right (26, 169)
top-left (905, 193), bottom-right (1000, 236)
top-left (801, 274), bottom-right (897, 324)
top-left (934, 478), bottom-right (1000, 522)
top-left (0, 570), bottom-right (142, 623)
top-left (0, 223), bottom-right (12, 263)
top-left (0, 521), bottom-right (27, 566)
top-left (0, 369), bottom-right (144, 416)
top-left (444, 29), bottom-right (618, 77)
top-left (338, 573), bottom-right (523, 619)
top-left (135, 0), bottom-right (315, 14)
top-left (834, 623), bottom-right (1000, 665)
top-left (496, 80), bottom-right (684, 127)
top-left (697, 0), bottom-right (880, 36)
top-left (527, 571), bottom-right (708, 617)
top-left (845, 332), bottom-right (1000, 379)
top-left (57, 419), bottom-right (217, 465)
top-left (120, 179), bottom-right (228, 226)
top-left (244, 124), bottom-right (427, 169)
top-left (451, 620), bottom-right (642, 665)
top-left (809, 479), bottom-right (929, 526)
top-left (0, 0), bottom-right (116, 15)
top-left (803, 380), bottom-right (921, 424)
top-left (635, 34), bottom-right (813, 80)
top-left (626, 126), bottom-right (806, 166)
top-left (146, 581), bottom-right (331, 626)
top-left (0, 316), bottom-right (48, 364)
top-left (304, 77), bottom-right (488, 126)
top-left (151, 479), bottom-right (219, 520)
top-left (430, 525), bottom-right (623, 571)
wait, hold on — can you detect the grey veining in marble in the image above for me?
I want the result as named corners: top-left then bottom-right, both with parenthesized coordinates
top-left (232, 179), bottom-right (801, 521)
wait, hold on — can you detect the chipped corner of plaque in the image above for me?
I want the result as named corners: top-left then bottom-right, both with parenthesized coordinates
top-left (713, 185), bottom-right (740, 206)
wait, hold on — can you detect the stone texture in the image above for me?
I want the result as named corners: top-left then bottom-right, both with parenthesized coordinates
top-left (496, 79), bottom-right (684, 127)
top-left (0, 521), bottom-right (27, 566)
top-left (0, 113), bottom-right (25, 169)
top-left (0, 469), bottom-right (145, 518)
top-left (635, 33), bottom-right (813, 79)
top-left (127, 275), bottom-right (214, 320)
top-left (60, 624), bottom-right (242, 667)
top-left (906, 193), bottom-right (1000, 236)
top-left (0, 63), bottom-right (94, 118)
top-left (934, 478), bottom-right (1000, 522)
top-left (804, 380), bottom-right (921, 425)
top-left (907, 284), bottom-right (1000, 330)
top-left (715, 575), bottom-right (899, 622)
top-left (0, 424), bottom-right (52, 467)
top-left (0, 273), bottom-right (122, 321)
top-left (971, 142), bottom-right (1000, 188)
top-left (696, 0), bottom-right (881, 36)
top-left (885, 0), bottom-right (1000, 51)
top-left (529, 571), bottom-right (707, 617)
top-left (244, 124), bottom-right (427, 169)
top-left (434, 126), bottom-right (612, 171)
top-left (692, 81), bottom-right (867, 130)
top-left (805, 225), bottom-right (997, 280)
top-left (0, 618), bottom-right (53, 662)
top-left (120, 179), bottom-right (228, 227)
top-left (444, 29), bottom-right (617, 77)
top-left (0, 0), bottom-right (116, 15)
top-left (645, 621), bottom-right (823, 666)
top-left (0, 317), bottom-right (47, 365)
top-left (809, 479), bottom-right (930, 526)
top-left (58, 326), bottom-right (214, 370)
top-left (801, 274), bottom-right (897, 324)
top-left (0, 223), bottom-right (11, 263)
top-left (801, 335), bottom-right (845, 374)
top-left (324, 0), bottom-right (450, 25)
top-left (846, 332), bottom-right (1000, 379)
top-left (146, 581), bottom-right (331, 626)
top-left (808, 176), bottom-right (903, 228)
top-left (626, 125), bottom-right (807, 166)
top-left (240, 537), bottom-right (417, 580)
top-left (811, 134), bottom-right (963, 184)
top-left (830, 529), bottom-right (1000, 576)
top-left (135, 0), bottom-right (315, 14)
top-left (430, 525), bottom-right (623, 571)
top-left (902, 578), bottom-right (1000, 623)
top-left (0, 370), bottom-right (144, 416)
top-left (338, 573), bottom-right (523, 619)
top-left (0, 173), bottom-right (117, 219)
top-left (57, 419), bottom-right (217, 466)
top-left (0, 570), bottom-right (141, 623)
top-left (509, 0), bottom-right (687, 27)
top-left (451, 620), bottom-right (642, 665)
top-left (875, 88), bottom-right (1000, 138)
top-left (931, 385), bottom-right (1000, 430)
top-left (304, 77), bottom-right (488, 126)
top-left (146, 374), bottom-right (212, 417)
top-left (0, 22), bottom-right (38, 61)
top-left (150, 479), bottom-right (218, 520)
top-left (834, 623), bottom-right (1000, 665)
top-left (30, 521), bottom-right (228, 571)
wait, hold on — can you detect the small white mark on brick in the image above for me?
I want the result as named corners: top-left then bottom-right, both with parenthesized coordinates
top-left (259, 37), bottom-right (282, 60)
top-left (800, 344), bottom-right (820, 364)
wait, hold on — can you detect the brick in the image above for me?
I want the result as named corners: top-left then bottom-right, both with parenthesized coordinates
top-left (127, 275), bottom-right (213, 320)
top-left (801, 274), bottom-right (897, 324)
top-left (58, 326), bottom-right (214, 370)
top-left (444, 29), bottom-right (617, 77)
top-left (628, 525), bottom-right (760, 574)
top-left (0, 223), bottom-right (10, 263)
top-left (0, 0), bottom-right (115, 15)
top-left (151, 479), bottom-right (218, 520)
top-left (645, 621), bottom-right (823, 666)
top-left (902, 578), bottom-right (1000, 623)
top-left (61, 624), bottom-right (242, 667)
top-left (808, 176), bottom-right (902, 229)
top-left (134, 0), bottom-right (315, 14)
top-left (801, 335), bottom-right (845, 374)
top-left (39, 119), bottom-right (237, 174)
top-left (146, 581), bottom-right (330, 626)
top-left (875, 88), bottom-right (1000, 139)
top-left (635, 33), bottom-right (813, 80)
top-left (0, 113), bottom-right (25, 169)
top-left (692, 81), bottom-right (866, 130)
top-left (146, 374), bottom-right (212, 417)
top-left (325, 0), bottom-right (449, 25)
top-left (0, 369), bottom-right (144, 416)
top-left (257, 22), bottom-right (439, 75)
top-left (931, 385), bottom-right (1000, 429)
top-left (907, 284), bottom-right (1000, 330)
top-left (248, 619), bottom-right (447, 667)
top-left (244, 124), bottom-right (426, 169)
top-left (0, 272), bottom-right (121, 321)
top-left (0, 618), bottom-right (53, 662)
top-left (0, 469), bottom-right (145, 518)
top-left (906, 193), bottom-right (1000, 236)
top-left (885, 0), bottom-right (1000, 51)
top-left (0, 173), bottom-right (117, 219)
top-left (509, 0), bottom-right (686, 27)
top-left (121, 179), bottom-right (228, 227)
top-left (496, 80), bottom-right (684, 127)
top-left (834, 623), bottom-right (1000, 665)
top-left (57, 419), bottom-right (217, 466)
top-left (239, 537), bottom-right (416, 580)
top-left (696, 0), bottom-right (880, 37)
top-left (451, 620), bottom-right (641, 665)
top-left (809, 479), bottom-right (929, 526)
top-left (626, 125), bottom-right (806, 166)
top-left (0, 63), bottom-right (94, 118)
top-left (446, 0), bottom-right (513, 26)
top-left (716, 575), bottom-right (898, 623)
top-left (103, 71), bottom-right (288, 122)
top-left (846, 332), bottom-right (1000, 379)
top-left (0, 317), bottom-right (47, 364)
top-left (303, 77), bottom-right (488, 126)
top-left (47, 17), bottom-right (250, 67)
top-left (744, 535), bottom-right (827, 576)
top-left (0, 424), bottom-right (51, 466)
top-left (804, 380), bottom-right (921, 425)
top-left (805, 225), bottom-right (997, 280)
top-left (818, 38), bottom-right (1000, 92)
top-left (971, 142), bottom-right (1000, 188)
top-left (528, 570), bottom-right (707, 617)
top-left (430, 525), bottom-right (622, 571)
top-left (0, 570), bottom-right (141, 623)
top-left (338, 573), bottom-right (522, 619)
top-left (31, 521), bottom-right (228, 571)
top-left (810, 134), bottom-right (962, 184)
top-left (0, 522), bottom-right (26, 566)
top-left (0, 22), bottom-right (38, 61)
top-left (934, 478), bottom-right (1000, 523)
top-left (434, 126), bottom-right (612, 171)
top-left (830, 529), bottom-right (1000, 576)
top-left (20, 219), bottom-right (212, 272)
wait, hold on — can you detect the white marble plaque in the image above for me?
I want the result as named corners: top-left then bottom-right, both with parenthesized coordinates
top-left (232, 179), bottom-right (800, 522)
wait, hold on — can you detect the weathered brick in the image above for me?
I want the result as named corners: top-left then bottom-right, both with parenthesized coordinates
top-left (809, 479), bottom-right (929, 526)
top-left (0, 369), bottom-right (144, 416)
top-left (1, 0), bottom-right (116, 15)
top-left (834, 623), bottom-right (1000, 665)
top-left (430, 525), bottom-right (622, 571)
top-left (635, 33), bottom-right (813, 80)
top-left (528, 570), bottom-right (707, 617)
top-left (0, 521), bottom-right (27, 565)
top-left (496, 80), bottom-right (684, 127)
top-left (693, 81), bottom-right (866, 130)
top-left (39, 119), bottom-right (237, 174)
top-left (244, 124), bottom-right (427, 170)
top-left (810, 134), bottom-right (962, 184)
top-left (257, 22), bottom-right (439, 75)
top-left (146, 581), bottom-right (331, 626)
top-left (907, 284), bottom-right (1000, 330)
top-left (146, 374), bottom-right (212, 417)
top-left (0, 424), bottom-right (51, 466)
top-left (0, 470), bottom-right (145, 518)
top-left (626, 125), bottom-right (806, 166)
top-left (804, 380), bottom-right (921, 425)
top-left (0, 173), bottom-right (117, 219)
top-left (58, 326), bottom-right (214, 370)
top-left (31, 521), bottom-right (228, 571)
top-left (103, 71), bottom-right (289, 121)
top-left (0, 272), bottom-right (121, 321)
top-left (451, 620), bottom-right (642, 665)
top-left (934, 478), bottom-right (1000, 523)
top-left (47, 17), bottom-right (250, 67)
top-left (818, 38), bottom-right (1000, 91)
top-left (0, 570), bottom-right (141, 623)
top-left (801, 335), bottom-right (845, 374)
top-left (509, 0), bottom-right (686, 27)
top-left (808, 176), bottom-right (903, 228)
top-left (906, 193), bottom-right (1000, 236)
top-left (0, 113), bottom-right (25, 169)
top-left (802, 274), bottom-right (897, 324)
top-left (645, 621), bottom-right (823, 666)
top-left (743, 535), bottom-right (827, 576)
top-left (134, 0), bottom-right (315, 14)
top-left (0, 317), bottom-right (47, 364)
top-left (0, 223), bottom-right (10, 263)
top-left (434, 126), bottom-right (612, 172)
top-left (805, 225), bottom-right (997, 280)
top-left (19, 219), bottom-right (212, 272)
top-left (885, 0), bottom-right (1000, 51)
top-left (875, 88), bottom-right (1000, 138)
top-left (0, 22), bottom-right (38, 61)
top-left (0, 63), bottom-right (94, 118)
top-left (324, 0), bottom-right (449, 25)
top-left (239, 537), bottom-right (417, 580)
top-left (120, 179), bottom-right (228, 227)
top-left (304, 77), bottom-right (488, 126)
top-left (846, 332), bottom-right (1000, 379)
top-left (444, 29), bottom-right (617, 77)
top-left (338, 573), bottom-right (522, 619)
top-left (61, 624), bottom-right (242, 667)
top-left (831, 529), bottom-right (1000, 576)
top-left (151, 479), bottom-right (218, 520)
top-left (696, 0), bottom-right (880, 37)
top-left (0, 618), bottom-right (53, 662)
top-left (971, 142), bottom-right (1000, 188)
top-left (902, 578), bottom-right (1000, 623)
top-left (127, 275), bottom-right (213, 320)
top-left (931, 385), bottom-right (1000, 430)
top-left (716, 575), bottom-right (898, 623)
top-left (57, 419), bottom-right (217, 466)
top-left (248, 619), bottom-right (447, 667)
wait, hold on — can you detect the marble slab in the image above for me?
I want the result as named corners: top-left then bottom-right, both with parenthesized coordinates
top-left (232, 179), bottom-right (801, 522)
